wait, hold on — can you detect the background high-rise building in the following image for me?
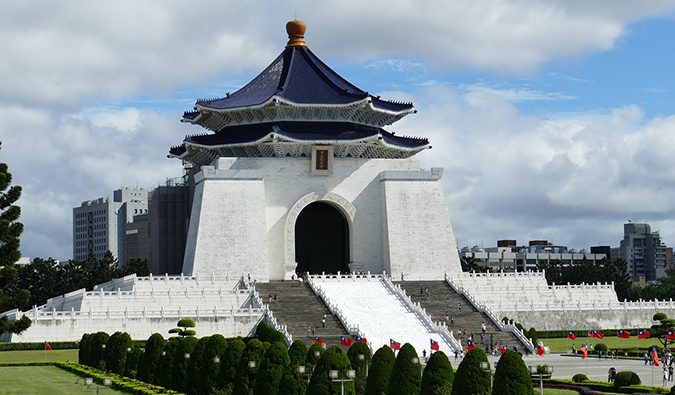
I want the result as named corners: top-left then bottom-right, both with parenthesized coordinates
top-left (619, 222), bottom-right (667, 282)
top-left (73, 187), bottom-right (148, 263)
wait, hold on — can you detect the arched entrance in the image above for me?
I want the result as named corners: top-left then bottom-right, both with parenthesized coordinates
top-left (294, 202), bottom-right (349, 275)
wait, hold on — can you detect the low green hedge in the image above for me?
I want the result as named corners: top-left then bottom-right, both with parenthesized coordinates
top-left (537, 329), bottom-right (644, 339)
top-left (542, 378), bottom-right (669, 394)
top-left (57, 362), bottom-right (184, 395)
top-left (0, 341), bottom-right (79, 351)
top-left (0, 340), bottom-right (146, 352)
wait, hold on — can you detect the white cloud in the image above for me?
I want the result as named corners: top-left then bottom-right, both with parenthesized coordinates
top-left (400, 84), bottom-right (675, 249)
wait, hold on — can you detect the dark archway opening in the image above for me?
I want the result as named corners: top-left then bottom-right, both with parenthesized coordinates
top-left (295, 202), bottom-right (349, 275)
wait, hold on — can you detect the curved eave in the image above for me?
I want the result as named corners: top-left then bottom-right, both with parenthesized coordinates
top-left (168, 132), bottom-right (429, 163)
top-left (181, 96), bottom-right (416, 131)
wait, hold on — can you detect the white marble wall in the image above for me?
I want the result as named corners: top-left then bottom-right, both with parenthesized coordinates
top-left (182, 156), bottom-right (462, 280)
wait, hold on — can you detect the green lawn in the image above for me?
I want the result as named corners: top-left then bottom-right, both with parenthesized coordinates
top-left (0, 349), bottom-right (79, 364)
top-left (0, 365), bottom-right (131, 394)
top-left (541, 336), bottom-right (662, 355)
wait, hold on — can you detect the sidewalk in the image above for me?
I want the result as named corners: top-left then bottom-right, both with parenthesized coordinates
top-left (482, 353), bottom-right (674, 389)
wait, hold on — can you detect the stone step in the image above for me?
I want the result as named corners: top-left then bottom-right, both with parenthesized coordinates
top-left (394, 280), bottom-right (529, 353)
top-left (254, 281), bottom-right (349, 348)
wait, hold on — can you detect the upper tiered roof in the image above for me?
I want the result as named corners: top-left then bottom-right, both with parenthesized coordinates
top-left (171, 20), bottom-right (430, 165)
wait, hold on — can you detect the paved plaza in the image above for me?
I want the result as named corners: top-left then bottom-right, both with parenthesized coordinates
top-left (481, 353), bottom-right (675, 389)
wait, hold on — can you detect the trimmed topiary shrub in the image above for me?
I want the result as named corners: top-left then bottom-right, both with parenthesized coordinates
top-left (493, 350), bottom-right (530, 395)
top-left (171, 335), bottom-right (199, 393)
top-left (388, 343), bottom-right (421, 395)
top-left (595, 343), bottom-right (607, 352)
top-left (528, 327), bottom-right (538, 346)
top-left (88, 331), bottom-right (110, 370)
top-left (170, 318), bottom-right (197, 337)
top-left (451, 348), bottom-right (491, 395)
top-left (307, 345), bottom-right (355, 395)
top-left (137, 333), bottom-right (165, 384)
top-left (306, 342), bottom-right (324, 372)
top-left (256, 320), bottom-right (286, 344)
top-left (364, 346), bottom-right (395, 395)
top-left (105, 331), bottom-right (132, 375)
top-left (420, 351), bottom-right (454, 395)
top-left (185, 335), bottom-right (210, 395)
top-left (123, 344), bottom-right (142, 378)
top-left (614, 370), bottom-right (641, 388)
top-left (78, 333), bottom-right (90, 366)
top-left (234, 338), bottom-right (266, 395)
top-left (572, 373), bottom-right (589, 383)
top-left (155, 337), bottom-right (180, 387)
top-left (347, 341), bottom-right (371, 395)
top-left (289, 340), bottom-right (308, 369)
top-left (197, 334), bottom-right (228, 395)
top-left (216, 337), bottom-right (246, 391)
top-left (253, 341), bottom-right (291, 395)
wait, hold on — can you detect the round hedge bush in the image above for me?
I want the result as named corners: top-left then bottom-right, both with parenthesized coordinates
top-left (572, 373), bottom-right (589, 383)
top-left (594, 343), bottom-right (607, 352)
top-left (614, 371), bottom-right (641, 387)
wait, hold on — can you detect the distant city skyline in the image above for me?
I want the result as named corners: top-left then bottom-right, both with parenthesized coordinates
top-left (2, 1), bottom-right (675, 261)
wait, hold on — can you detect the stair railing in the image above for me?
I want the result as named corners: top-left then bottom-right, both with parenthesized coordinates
top-left (381, 275), bottom-right (462, 352)
top-left (445, 272), bottom-right (535, 353)
top-left (242, 276), bottom-right (293, 346)
top-left (306, 275), bottom-right (368, 342)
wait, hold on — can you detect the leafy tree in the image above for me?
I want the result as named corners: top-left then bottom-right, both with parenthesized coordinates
top-left (0, 142), bottom-right (30, 336)
top-left (451, 348), bottom-right (490, 395)
top-left (120, 257), bottom-right (149, 277)
top-left (307, 345), bottom-right (354, 395)
top-left (137, 333), bottom-right (165, 383)
top-left (90, 250), bottom-right (120, 288)
top-left (170, 318), bottom-right (197, 337)
top-left (256, 320), bottom-right (285, 343)
top-left (216, 337), bottom-right (246, 391)
top-left (650, 312), bottom-right (675, 349)
top-left (171, 336), bottom-right (199, 393)
top-left (492, 350), bottom-right (530, 395)
top-left (538, 258), bottom-right (631, 301)
top-left (253, 341), bottom-right (291, 395)
top-left (197, 334), bottom-right (228, 395)
top-left (460, 256), bottom-right (489, 273)
top-left (347, 341), bottom-right (371, 395)
top-left (420, 351), bottom-right (454, 395)
top-left (105, 331), bottom-right (132, 375)
top-left (388, 343), bottom-right (421, 395)
top-left (233, 339), bottom-right (265, 395)
top-left (364, 346), bottom-right (395, 395)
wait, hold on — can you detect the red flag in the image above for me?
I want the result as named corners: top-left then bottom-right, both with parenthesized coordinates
top-left (44, 341), bottom-right (52, 351)
top-left (617, 330), bottom-right (630, 339)
top-left (667, 330), bottom-right (675, 340)
top-left (355, 336), bottom-right (368, 343)
top-left (653, 347), bottom-right (660, 366)
top-left (580, 343), bottom-right (588, 359)
top-left (638, 329), bottom-right (650, 339)
top-left (314, 337), bottom-right (323, 345)
top-left (499, 341), bottom-right (505, 354)
top-left (595, 331), bottom-right (604, 339)
top-left (390, 339), bottom-right (401, 350)
top-left (430, 339), bottom-right (439, 351)
top-left (567, 331), bottom-right (576, 340)
top-left (467, 339), bottom-right (475, 351)
top-left (536, 345), bottom-right (545, 356)
top-left (340, 336), bottom-right (352, 347)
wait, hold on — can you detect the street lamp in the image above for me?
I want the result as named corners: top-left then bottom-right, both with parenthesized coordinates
top-left (84, 377), bottom-right (112, 395)
top-left (329, 369), bottom-right (355, 395)
top-left (297, 365), bottom-right (311, 383)
top-left (248, 360), bottom-right (257, 369)
top-left (480, 361), bottom-right (493, 392)
top-left (358, 353), bottom-right (369, 377)
top-left (529, 365), bottom-right (553, 395)
top-left (213, 356), bottom-right (221, 364)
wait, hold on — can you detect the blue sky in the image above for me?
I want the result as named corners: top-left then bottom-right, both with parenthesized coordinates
top-left (1, 1), bottom-right (675, 260)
